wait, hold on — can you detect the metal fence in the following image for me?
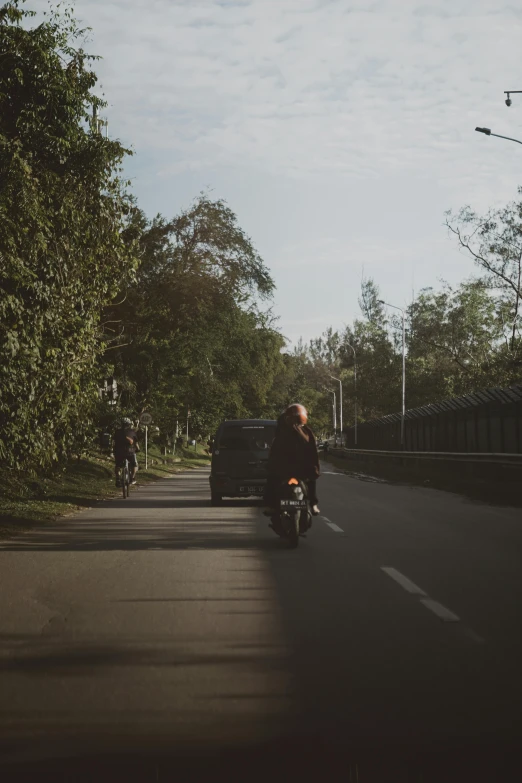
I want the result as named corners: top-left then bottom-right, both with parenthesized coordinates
top-left (343, 384), bottom-right (522, 454)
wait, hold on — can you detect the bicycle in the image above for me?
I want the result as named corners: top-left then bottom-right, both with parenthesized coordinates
top-left (117, 458), bottom-right (130, 499)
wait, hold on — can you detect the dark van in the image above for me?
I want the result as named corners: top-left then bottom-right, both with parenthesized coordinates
top-left (209, 419), bottom-right (277, 505)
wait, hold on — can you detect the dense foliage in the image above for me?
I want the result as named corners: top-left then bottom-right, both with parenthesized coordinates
top-left (292, 231), bottom-right (522, 434)
top-left (102, 196), bottom-right (287, 441)
top-left (0, 1), bottom-right (137, 470)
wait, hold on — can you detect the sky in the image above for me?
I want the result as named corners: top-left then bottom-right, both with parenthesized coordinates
top-left (32, 0), bottom-right (522, 345)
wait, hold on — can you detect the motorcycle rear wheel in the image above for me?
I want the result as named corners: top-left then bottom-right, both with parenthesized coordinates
top-left (288, 510), bottom-right (299, 548)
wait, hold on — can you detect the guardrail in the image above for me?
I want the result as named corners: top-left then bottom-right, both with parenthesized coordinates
top-left (329, 448), bottom-right (522, 465)
top-left (327, 448), bottom-right (522, 491)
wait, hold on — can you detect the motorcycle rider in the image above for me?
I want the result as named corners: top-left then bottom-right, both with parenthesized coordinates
top-left (264, 403), bottom-right (321, 518)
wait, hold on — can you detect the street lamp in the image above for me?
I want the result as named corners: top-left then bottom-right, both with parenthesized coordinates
top-left (329, 374), bottom-right (342, 446)
top-left (378, 300), bottom-right (406, 449)
top-left (475, 127), bottom-right (522, 146)
top-left (345, 343), bottom-right (357, 447)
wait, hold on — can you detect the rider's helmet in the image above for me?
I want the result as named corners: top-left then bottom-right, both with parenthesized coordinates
top-left (121, 417), bottom-right (132, 427)
top-left (284, 403), bottom-right (308, 426)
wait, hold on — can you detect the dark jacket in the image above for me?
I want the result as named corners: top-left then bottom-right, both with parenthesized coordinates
top-left (113, 427), bottom-right (138, 458)
top-left (267, 414), bottom-right (320, 481)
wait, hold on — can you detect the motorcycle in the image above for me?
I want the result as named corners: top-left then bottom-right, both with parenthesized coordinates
top-left (270, 477), bottom-right (312, 548)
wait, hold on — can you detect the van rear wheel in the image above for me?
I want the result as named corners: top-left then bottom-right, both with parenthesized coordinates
top-left (211, 491), bottom-right (223, 506)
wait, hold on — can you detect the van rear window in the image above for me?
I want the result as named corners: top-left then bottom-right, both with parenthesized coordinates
top-left (218, 426), bottom-right (276, 452)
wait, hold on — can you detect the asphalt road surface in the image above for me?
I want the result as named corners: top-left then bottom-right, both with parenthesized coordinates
top-left (1, 465), bottom-right (521, 782)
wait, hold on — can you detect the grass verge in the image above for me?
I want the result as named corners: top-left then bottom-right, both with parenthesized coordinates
top-left (0, 443), bottom-right (210, 536)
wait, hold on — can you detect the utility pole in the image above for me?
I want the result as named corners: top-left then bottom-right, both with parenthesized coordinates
top-left (346, 343), bottom-right (357, 447)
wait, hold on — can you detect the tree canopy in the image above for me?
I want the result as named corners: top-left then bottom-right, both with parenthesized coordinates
top-left (0, 0), bottom-right (137, 470)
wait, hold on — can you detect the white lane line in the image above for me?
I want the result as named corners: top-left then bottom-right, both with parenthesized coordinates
top-left (382, 568), bottom-right (485, 641)
top-left (456, 626), bottom-right (486, 645)
top-left (420, 598), bottom-right (460, 623)
top-left (381, 567), bottom-right (427, 595)
top-left (321, 516), bottom-right (344, 533)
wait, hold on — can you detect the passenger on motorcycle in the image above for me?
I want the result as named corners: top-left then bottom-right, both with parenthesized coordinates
top-left (263, 403), bottom-right (321, 517)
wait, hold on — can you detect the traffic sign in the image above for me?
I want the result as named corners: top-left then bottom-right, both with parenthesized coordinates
top-left (140, 412), bottom-right (153, 426)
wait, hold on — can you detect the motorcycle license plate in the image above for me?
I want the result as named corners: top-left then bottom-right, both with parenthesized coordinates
top-left (239, 486), bottom-right (263, 494)
top-left (280, 499), bottom-right (307, 508)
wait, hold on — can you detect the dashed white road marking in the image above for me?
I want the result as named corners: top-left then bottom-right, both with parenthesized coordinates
top-left (381, 567), bottom-right (427, 595)
top-left (420, 598), bottom-right (460, 622)
top-left (456, 626), bottom-right (486, 645)
top-left (382, 567), bottom-right (484, 641)
top-left (326, 523), bottom-right (344, 533)
top-left (320, 516), bottom-right (344, 533)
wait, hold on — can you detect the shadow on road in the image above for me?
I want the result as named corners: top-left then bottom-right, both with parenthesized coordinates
top-left (0, 518), bottom-right (288, 552)
top-left (0, 634), bottom-right (288, 675)
top-left (0, 473), bottom-right (280, 552)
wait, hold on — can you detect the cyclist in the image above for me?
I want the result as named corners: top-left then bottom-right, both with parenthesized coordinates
top-left (113, 417), bottom-right (139, 486)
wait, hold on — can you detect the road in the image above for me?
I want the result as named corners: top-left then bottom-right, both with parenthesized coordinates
top-left (1, 465), bottom-right (521, 781)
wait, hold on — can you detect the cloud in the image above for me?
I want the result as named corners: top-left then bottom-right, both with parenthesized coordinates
top-left (29, 2), bottom-right (522, 175)
top-left (25, 0), bottom-right (522, 345)
top-left (44, 0), bottom-right (517, 202)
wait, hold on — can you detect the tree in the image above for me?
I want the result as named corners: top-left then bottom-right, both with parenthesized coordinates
top-left (338, 279), bottom-right (399, 421)
top-left (358, 278), bottom-right (386, 324)
top-left (0, 1), bottom-right (137, 470)
top-left (406, 280), bottom-right (502, 404)
top-left (104, 196), bottom-right (284, 437)
top-left (446, 195), bottom-right (522, 363)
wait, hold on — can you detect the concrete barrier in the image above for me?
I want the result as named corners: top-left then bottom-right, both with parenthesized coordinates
top-left (329, 448), bottom-right (522, 486)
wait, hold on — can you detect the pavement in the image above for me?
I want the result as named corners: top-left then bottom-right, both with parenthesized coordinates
top-left (0, 464), bottom-right (521, 782)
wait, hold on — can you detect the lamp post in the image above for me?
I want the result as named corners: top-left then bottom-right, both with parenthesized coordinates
top-left (345, 343), bottom-right (357, 447)
top-left (329, 374), bottom-right (342, 446)
top-left (475, 127), bottom-right (522, 146)
top-left (378, 300), bottom-right (406, 449)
